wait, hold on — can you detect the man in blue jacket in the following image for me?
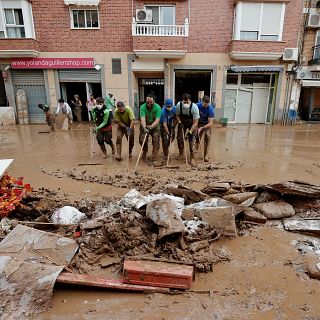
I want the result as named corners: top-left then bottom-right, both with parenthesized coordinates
top-left (197, 95), bottom-right (214, 162)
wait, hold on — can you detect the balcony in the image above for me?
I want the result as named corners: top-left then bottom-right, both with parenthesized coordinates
top-left (0, 38), bottom-right (40, 58)
top-left (308, 45), bottom-right (320, 67)
top-left (132, 18), bottom-right (188, 59)
top-left (229, 40), bottom-right (286, 61)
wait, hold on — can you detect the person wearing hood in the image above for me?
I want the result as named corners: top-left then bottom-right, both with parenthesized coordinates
top-left (160, 98), bottom-right (176, 158)
top-left (113, 101), bottom-right (135, 161)
top-left (175, 93), bottom-right (200, 165)
top-left (91, 97), bottom-right (116, 158)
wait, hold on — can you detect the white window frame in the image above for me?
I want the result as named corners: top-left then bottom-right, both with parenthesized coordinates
top-left (4, 8), bottom-right (26, 38)
top-left (313, 30), bottom-right (320, 59)
top-left (234, 2), bottom-right (286, 41)
top-left (69, 7), bottom-right (100, 30)
top-left (144, 4), bottom-right (176, 25)
top-left (0, 0), bottom-right (35, 39)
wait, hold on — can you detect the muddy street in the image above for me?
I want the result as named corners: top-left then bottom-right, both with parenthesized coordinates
top-left (1, 122), bottom-right (320, 320)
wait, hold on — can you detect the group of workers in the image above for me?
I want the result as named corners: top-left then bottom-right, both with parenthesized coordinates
top-left (38, 93), bottom-right (214, 165)
top-left (90, 93), bottom-right (214, 165)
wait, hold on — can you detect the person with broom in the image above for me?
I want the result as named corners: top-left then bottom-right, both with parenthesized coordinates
top-left (197, 95), bottom-right (214, 162)
top-left (139, 94), bottom-right (162, 162)
top-left (91, 97), bottom-right (115, 158)
top-left (160, 98), bottom-right (176, 158)
top-left (176, 93), bottom-right (199, 166)
top-left (114, 101), bottom-right (135, 161)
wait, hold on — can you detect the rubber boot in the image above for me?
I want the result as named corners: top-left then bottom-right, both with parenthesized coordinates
top-left (110, 141), bottom-right (116, 155)
top-left (190, 154), bottom-right (196, 166)
top-left (142, 151), bottom-right (147, 160)
top-left (204, 141), bottom-right (209, 162)
top-left (116, 143), bottom-right (122, 161)
top-left (100, 144), bottom-right (107, 158)
top-left (177, 150), bottom-right (184, 160)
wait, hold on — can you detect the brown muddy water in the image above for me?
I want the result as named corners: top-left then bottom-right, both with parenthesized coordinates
top-left (1, 122), bottom-right (320, 319)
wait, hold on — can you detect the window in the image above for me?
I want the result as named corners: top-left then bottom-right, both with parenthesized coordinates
top-left (112, 58), bottom-right (122, 74)
top-left (145, 5), bottom-right (175, 25)
top-left (71, 9), bottom-right (99, 29)
top-left (4, 9), bottom-right (25, 38)
top-left (234, 2), bottom-right (285, 41)
top-left (314, 30), bottom-right (320, 60)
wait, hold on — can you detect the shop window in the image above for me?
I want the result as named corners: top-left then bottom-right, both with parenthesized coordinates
top-left (234, 2), bottom-right (285, 41)
top-left (226, 74), bottom-right (239, 85)
top-left (145, 5), bottom-right (175, 25)
top-left (241, 74), bottom-right (271, 85)
top-left (71, 9), bottom-right (99, 29)
top-left (4, 8), bottom-right (26, 38)
top-left (112, 58), bottom-right (122, 74)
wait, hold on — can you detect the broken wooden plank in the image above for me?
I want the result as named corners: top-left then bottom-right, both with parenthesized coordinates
top-left (78, 163), bottom-right (103, 167)
top-left (123, 260), bottom-right (194, 290)
top-left (283, 219), bottom-right (320, 237)
top-left (56, 272), bottom-right (170, 293)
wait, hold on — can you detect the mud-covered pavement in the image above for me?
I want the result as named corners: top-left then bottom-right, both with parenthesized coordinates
top-left (1, 122), bottom-right (320, 319)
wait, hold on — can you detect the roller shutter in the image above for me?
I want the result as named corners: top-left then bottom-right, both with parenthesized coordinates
top-left (58, 69), bottom-right (101, 83)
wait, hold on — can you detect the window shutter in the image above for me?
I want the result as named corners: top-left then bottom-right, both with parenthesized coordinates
top-left (112, 58), bottom-right (121, 74)
top-left (261, 3), bottom-right (282, 36)
top-left (240, 3), bottom-right (261, 31)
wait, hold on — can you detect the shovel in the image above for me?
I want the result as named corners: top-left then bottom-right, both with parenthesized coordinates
top-left (134, 132), bottom-right (148, 173)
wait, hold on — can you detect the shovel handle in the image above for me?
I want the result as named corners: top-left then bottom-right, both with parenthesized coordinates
top-left (135, 132), bottom-right (148, 173)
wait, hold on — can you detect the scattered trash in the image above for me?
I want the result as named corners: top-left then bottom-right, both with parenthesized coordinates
top-left (51, 206), bottom-right (86, 224)
top-left (123, 259), bottom-right (194, 289)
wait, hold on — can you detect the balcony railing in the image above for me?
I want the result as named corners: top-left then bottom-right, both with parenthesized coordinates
top-left (132, 18), bottom-right (189, 37)
top-left (309, 44), bottom-right (320, 65)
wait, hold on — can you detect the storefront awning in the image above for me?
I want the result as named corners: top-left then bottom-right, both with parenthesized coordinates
top-left (228, 66), bottom-right (283, 73)
top-left (64, 0), bottom-right (100, 6)
top-left (301, 80), bottom-right (320, 87)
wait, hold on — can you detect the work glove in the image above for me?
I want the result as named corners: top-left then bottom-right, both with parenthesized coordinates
top-left (185, 129), bottom-right (192, 140)
top-left (127, 127), bottom-right (133, 136)
top-left (144, 127), bottom-right (150, 134)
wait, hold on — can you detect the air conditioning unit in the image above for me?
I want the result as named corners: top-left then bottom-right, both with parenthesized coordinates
top-left (283, 48), bottom-right (298, 61)
top-left (308, 14), bottom-right (320, 28)
top-left (136, 9), bottom-right (152, 23)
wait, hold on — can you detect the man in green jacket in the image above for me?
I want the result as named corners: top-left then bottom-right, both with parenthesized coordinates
top-left (104, 93), bottom-right (115, 112)
top-left (140, 94), bottom-right (162, 162)
top-left (92, 97), bottom-right (115, 158)
top-left (114, 101), bottom-right (135, 161)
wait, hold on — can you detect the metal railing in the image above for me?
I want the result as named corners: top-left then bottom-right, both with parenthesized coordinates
top-left (309, 44), bottom-right (320, 65)
top-left (132, 18), bottom-right (189, 37)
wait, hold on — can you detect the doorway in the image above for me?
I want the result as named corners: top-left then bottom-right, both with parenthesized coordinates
top-left (224, 73), bottom-right (276, 124)
top-left (60, 82), bottom-right (102, 121)
top-left (175, 70), bottom-right (212, 103)
top-left (139, 78), bottom-right (164, 106)
top-left (0, 72), bottom-right (8, 106)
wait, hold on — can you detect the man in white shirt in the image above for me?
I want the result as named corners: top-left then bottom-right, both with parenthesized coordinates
top-left (175, 93), bottom-right (200, 165)
top-left (55, 98), bottom-right (73, 129)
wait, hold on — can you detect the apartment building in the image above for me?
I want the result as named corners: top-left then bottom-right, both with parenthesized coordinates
top-left (0, 0), bottom-right (302, 125)
top-left (295, 0), bottom-right (320, 121)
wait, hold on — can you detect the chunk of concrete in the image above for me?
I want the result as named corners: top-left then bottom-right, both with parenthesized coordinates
top-left (283, 219), bottom-right (320, 236)
top-left (304, 252), bottom-right (320, 280)
top-left (197, 207), bottom-right (237, 237)
top-left (255, 191), bottom-right (280, 204)
top-left (181, 209), bottom-right (195, 221)
top-left (243, 208), bottom-right (267, 224)
top-left (189, 240), bottom-right (210, 253)
top-left (255, 201), bottom-right (295, 219)
top-left (146, 198), bottom-right (184, 240)
top-left (223, 192), bottom-right (258, 205)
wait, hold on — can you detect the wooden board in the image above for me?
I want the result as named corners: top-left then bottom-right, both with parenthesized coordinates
top-left (123, 259), bottom-right (194, 289)
top-left (56, 272), bottom-right (170, 293)
top-left (0, 159), bottom-right (14, 179)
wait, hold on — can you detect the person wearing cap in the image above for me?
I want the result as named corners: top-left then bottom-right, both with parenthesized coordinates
top-left (160, 98), bottom-right (176, 158)
top-left (113, 101), bottom-right (135, 161)
top-left (139, 94), bottom-right (162, 162)
top-left (197, 95), bottom-right (214, 162)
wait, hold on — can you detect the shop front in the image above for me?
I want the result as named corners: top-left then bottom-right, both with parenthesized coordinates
top-left (223, 66), bottom-right (283, 124)
top-left (297, 68), bottom-right (320, 122)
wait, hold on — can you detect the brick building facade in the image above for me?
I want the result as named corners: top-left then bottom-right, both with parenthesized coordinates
top-left (0, 0), bottom-right (303, 125)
